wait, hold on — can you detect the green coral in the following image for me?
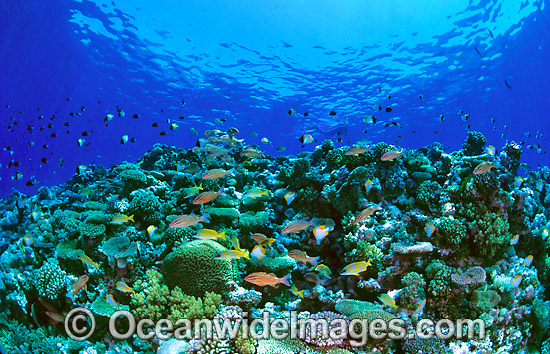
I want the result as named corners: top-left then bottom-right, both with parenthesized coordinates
top-left (426, 260), bottom-right (455, 300)
top-left (326, 148), bottom-right (344, 167)
top-left (471, 290), bottom-right (501, 314)
top-left (403, 335), bottom-right (447, 354)
top-left (249, 255), bottom-right (296, 276)
top-left (204, 206), bottom-right (240, 226)
top-left (400, 272), bottom-right (426, 309)
top-left (257, 339), bottom-right (353, 354)
top-left (56, 240), bottom-right (85, 260)
top-left (239, 211), bottom-right (270, 231)
top-left (335, 299), bottom-right (382, 317)
top-left (162, 226), bottom-right (195, 246)
top-left (472, 171), bottom-right (500, 196)
top-left (78, 222), bottom-right (106, 238)
top-left (162, 240), bottom-right (240, 296)
top-left (415, 181), bottom-right (441, 210)
top-left (472, 212), bottom-right (512, 259)
top-left (127, 189), bottom-right (163, 225)
top-left (33, 259), bottom-right (67, 300)
top-left (120, 169), bottom-right (147, 184)
top-left (351, 240), bottom-right (383, 264)
top-left (437, 216), bottom-right (467, 246)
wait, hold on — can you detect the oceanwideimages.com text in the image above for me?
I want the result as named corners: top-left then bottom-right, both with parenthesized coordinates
top-left (65, 308), bottom-right (486, 346)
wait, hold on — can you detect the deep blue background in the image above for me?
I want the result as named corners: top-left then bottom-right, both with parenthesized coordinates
top-left (1, 0), bottom-right (549, 197)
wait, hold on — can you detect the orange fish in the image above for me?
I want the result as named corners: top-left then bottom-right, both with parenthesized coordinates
top-left (244, 272), bottom-right (291, 287)
top-left (288, 249), bottom-right (320, 267)
top-left (45, 311), bottom-right (65, 324)
top-left (169, 213), bottom-right (210, 228)
top-left (381, 150), bottom-right (403, 161)
top-left (354, 203), bottom-right (382, 224)
top-left (281, 219), bottom-right (313, 234)
top-left (69, 275), bottom-right (90, 302)
top-left (473, 162), bottom-right (495, 175)
top-left (192, 189), bottom-right (223, 204)
top-left (79, 254), bottom-right (99, 270)
top-left (202, 168), bottom-right (233, 180)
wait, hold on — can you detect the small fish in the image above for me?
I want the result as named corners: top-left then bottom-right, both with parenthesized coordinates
top-left (365, 180), bottom-right (373, 193)
top-left (364, 115), bottom-right (376, 124)
top-left (12, 172), bottom-right (23, 181)
top-left (104, 113), bottom-right (114, 122)
top-left (488, 29), bottom-right (495, 39)
top-left (473, 162), bottom-right (495, 175)
top-left (288, 108), bottom-right (296, 116)
top-left (106, 294), bottom-right (119, 306)
top-left (21, 234), bottom-right (33, 252)
top-left (183, 163), bottom-right (201, 174)
top-left (542, 228), bottom-right (549, 241)
top-left (312, 225), bottom-right (329, 245)
top-left (315, 264), bottom-right (332, 278)
top-left (289, 284), bottom-right (304, 298)
top-left (195, 228), bottom-right (226, 241)
top-left (190, 128), bottom-right (198, 135)
top-left (216, 249), bottom-right (250, 261)
top-left (277, 146), bottom-right (287, 152)
top-left (474, 46), bottom-right (482, 57)
top-left (341, 260), bottom-right (372, 276)
top-left (299, 134), bottom-right (314, 144)
top-left (284, 192), bottom-right (295, 205)
top-left (354, 203), bottom-right (382, 224)
top-left (70, 275), bottom-right (90, 301)
top-left (415, 299), bottom-right (426, 316)
top-left (288, 249), bottom-right (319, 266)
top-left (251, 131), bottom-right (258, 137)
top-left (16, 198), bottom-right (25, 209)
top-left (378, 293), bottom-right (398, 310)
top-left (244, 187), bottom-right (270, 199)
top-left (170, 123), bottom-right (179, 131)
top-left (202, 168), bottom-right (233, 180)
top-left (345, 146), bottom-right (370, 156)
top-left (115, 281), bottom-right (135, 294)
top-left (261, 137), bottom-right (271, 145)
top-left (381, 150), bottom-right (403, 161)
top-left (282, 219), bottom-right (313, 234)
top-left (536, 181), bottom-right (544, 192)
top-left (169, 213), bottom-right (210, 228)
top-left (504, 80), bottom-right (512, 89)
top-left (486, 145), bottom-right (496, 156)
top-left (250, 233), bottom-right (275, 247)
top-left (120, 135), bottom-right (129, 144)
top-left (77, 138), bottom-right (85, 147)
top-left (241, 147), bottom-right (264, 158)
top-left (510, 234), bottom-right (519, 246)
top-left (244, 272), bottom-right (291, 287)
top-left (514, 176), bottom-right (524, 189)
top-left (511, 275), bottom-right (522, 288)
top-left (305, 272), bottom-right (320, 284)
top-left (192, 189), bottom-right (223, 204)
top-left (147, 225), bottom-right (156, 238)
top-left (79, 254), bottom-right (99, 270)
top-left (425, 222), bottom-right (436, 237)
top-left (110, 214), bottom-right (134, 224)
top-left (226, 127), bottom-right (239, 135)
top-left (385, 107), bottom-right (393, 112)
top-left (251, 245), bottom-right (266, 259)
top-left (31, 209), bottom-right (42, 222)
top-left (524, 255), bottom-right (533, 267)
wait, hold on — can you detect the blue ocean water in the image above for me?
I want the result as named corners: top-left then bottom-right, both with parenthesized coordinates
top-left (0, 0), bottom-right (548, 193)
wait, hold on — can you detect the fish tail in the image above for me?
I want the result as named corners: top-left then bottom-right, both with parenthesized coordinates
top-left (281, 274), bottom-right (292, 287)
top-left (129, 215), bottom-right (135, 222)
top-left (311, 256), bottom-right (320, 267)
top-left (218, 231), bottom-right (226, 240)
top-left (298, 290), bottom-right (304, 298)
top-left (201, 213), bottom-right (210, 223)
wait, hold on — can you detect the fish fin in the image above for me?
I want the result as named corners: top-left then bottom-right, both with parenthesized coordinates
top-left (281, 274), bottom-right (292, 287)
top-left (201, 213), bottom-right (210, 223)
top-left (218, 231), bottom-right (226, 240)
top-left (311, 256), bottom-right (320, 267)
top-left (129, 215), bottom-right (135, 222)
top-left (298, 290), bottom-right (304, 298)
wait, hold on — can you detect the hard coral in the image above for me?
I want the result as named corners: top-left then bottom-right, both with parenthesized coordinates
top-left (127, 188), bottom-right (163, 225)
top-left (162, 240), bottom-right (240, 296)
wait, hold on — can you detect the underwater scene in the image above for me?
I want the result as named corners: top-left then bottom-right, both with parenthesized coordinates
top-left (0, 0), bottom-right (549, 353)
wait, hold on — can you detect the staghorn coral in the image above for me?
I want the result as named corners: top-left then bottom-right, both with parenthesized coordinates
top-left (162, 240), bottom-right (240, 296)
top-left (436, 216), bottom-right (467, 246)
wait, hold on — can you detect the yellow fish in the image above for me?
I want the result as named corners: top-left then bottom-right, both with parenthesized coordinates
top-left (110, 214), bottom-right (134, 224)
top-left (340, 259), bottom-right (372, 276)
top-left (378, 293), bottom-right (398, 310)
top-left (147, 225), bottom-right (156, 238)
top-left (425, 222), bottom-right (436, 237)
top-left (106, 294), bottom-right (119, 306)
top-left (21, 234), bottom-right (33, 252)
top-left (244, 187), bottom-right (270, 199)
top-left (284, 191), bottom-right (296, 205)
top-left (115, 281), bottom-right (135, 294)
top-left (79, 254), bottom-right (99, 270)
top-left (195, 228), bottom-right (226, 241)
top-left (290, 284), bottom-right (304, 298)
top-left (216, 249), bottom-right (249, 261)
top-left (182, 183), bottom-right (203, 197)
top-left (315, 264), bottom-right (332, 278)
top-left (365, 179), bottom-right (373, 193)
